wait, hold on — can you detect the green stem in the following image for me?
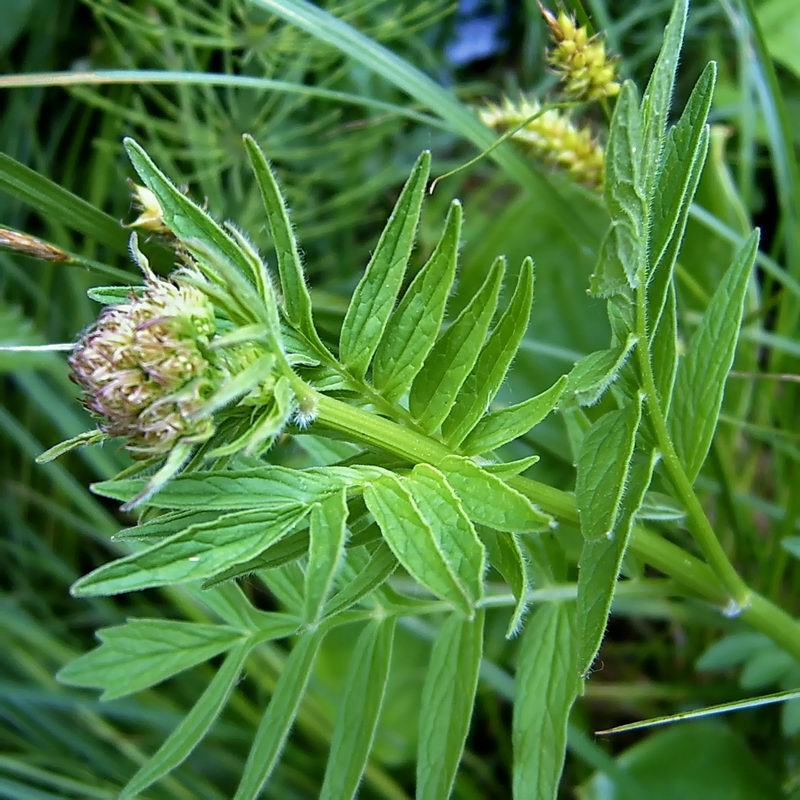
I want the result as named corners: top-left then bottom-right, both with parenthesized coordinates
top-left (311, 390), bottom-right (800, 661)
top-left (634, 285), bottom-right (752, 608)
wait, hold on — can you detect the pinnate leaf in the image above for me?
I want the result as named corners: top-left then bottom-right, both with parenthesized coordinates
top-left (58, 619), bottom-right (245, 700)
top-left (71, 506), bottom-right (310, 597)
top-left (576, 399), bottom-right (642, 542)
top-left (304, 489), bottom-right (348, 624)
top-left (670, 232), bottom-right (759, 482)
top-left (512, 603), bottom-right (579, 800)
top-left (120, 642), bottom-right (251, 799)
top-left (372, 200), bottom-right (461, 401)
top-left (460, 376), bottom-right (567, 455)
top-left (417, 610), bottom-right (484, 800)
top-left (339, 151), bottom-right (431, 379)
top-left (442, 258), bottom-right (534, 446)
top-left (576, 451), bottom-right (657, 675)
top-left (319, 619), bottom-right (396, 800)
top-left (440, 455), bottom-right (553, 532)
top-left (363, 474), bottom-right (473, 615)
top-left (409, 256), bottom-right (504, 432)
top-left (234, 630), bottom-right (325, 799)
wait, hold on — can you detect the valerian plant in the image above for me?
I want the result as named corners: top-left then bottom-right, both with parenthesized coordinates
top-left (25, 0), bottom-right (800, 796)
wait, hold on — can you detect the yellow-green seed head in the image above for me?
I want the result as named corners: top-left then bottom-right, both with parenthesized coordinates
top-left (479, 97), bottom-right (605, 188)
top-left (539, 4), bottom-right (620, 101)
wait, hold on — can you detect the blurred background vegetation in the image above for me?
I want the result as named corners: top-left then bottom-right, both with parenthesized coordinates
top-left (1, 0), bottom-right (799, 797)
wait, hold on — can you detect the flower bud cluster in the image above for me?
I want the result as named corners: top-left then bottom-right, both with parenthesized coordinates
top-left (479, 97), bottom-right (605, 188)
top-left (540, 5), bottom-right (620, 101)
top-left (69, 273), bottom-right (221, 456)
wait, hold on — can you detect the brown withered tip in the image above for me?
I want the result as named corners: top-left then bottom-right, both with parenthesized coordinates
top-left (0, 227), bottom-right (70, 262)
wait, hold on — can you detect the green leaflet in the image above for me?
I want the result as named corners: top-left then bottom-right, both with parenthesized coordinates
top-left (36, 429), bottom-right (107, 464)
top-left (482, 530), bottom-right (530, 638)
top-left (339, 151), bottom-right (431, 379)
top-left (648, 63), bottom-right (716, 285)
top-left (440, 455), bottom-right (553, 532)
top-left (416, 610), bottom-right (484, 800)
top-left (363, 474), bottom-right (473, 615)
top-left (120, 641), bottom-right (251, 799)
top-left (319, 618), bottom-right (396, 800)
top-left (71, 505), bottom-right (310, 597)
top-left (483, 455), bottom-right (541, 478)
top-left (670, 232), bottom-right (759, 482)
top-left (576, 399), bottom-right (642, 542)
top-left (93, 465), bottom-right (376, 509)
top-left (57, 619), bottom-right (245, 700)
top-left (86, 284), bottom-right (142, 305)
top-left (304, 490), bottom-right (348, 624)
top-left (639, 0), bottom-right (689, 196)
top-left (243, 134), bottom-right (321, 347)
top-left (651, 283), bottom-right (678, 415)
top-left (372, 200), bottom-right (461, 401)
top-left (259, 562), bottom-right (306, 613)
top-left (591, 82), bottom-right (645, 296)
top-left (409, 256), bottom-right (505, 432)
top-left (565, 334), bottom-right (638, 407)
top-left (324, 541), bottom-right (397, 618)
top-left (512, 603), bottom-right (579, 800)
top-left (462, 377), bottom-right (567, 456)
top-left (113, 510), bottom-right (223, 541)
top-left (576, 451), bottom-right (658, 676)
top-left (442, 258), bottom-right (534, 447)
top-left (234, 630), bottom-right (325, 799)
top-left (406, 464), bottom-right (486, 608)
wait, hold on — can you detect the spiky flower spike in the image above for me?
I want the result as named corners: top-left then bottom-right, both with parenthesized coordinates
top-left (479, 97), bottom-right (605, 187)
top-left (539, 3), bottom-right (620, 101)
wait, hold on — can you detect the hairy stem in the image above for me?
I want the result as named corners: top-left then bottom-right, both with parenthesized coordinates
top-left (312, 390), bottom-right (800, 661)
top-left (634, 287), bottom-right (752, 607)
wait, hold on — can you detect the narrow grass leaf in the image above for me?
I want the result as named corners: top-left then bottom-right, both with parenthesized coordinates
top-left (576, 451), bottom-right (658, 675)
top-left (407, 464), bottom-right (486, 608)
top-left (461, 376), bottom-right (567, 455)
top-left (442, 258), bottom-right (534, 446)
top-left (339, 151), bottom-right (431, 379)
top-left (671, 232), bottom-right (759, 482)
top-left (0, 152), bottom-right (128, 253)
top-left (304, 490), bottom-right (348, 624)
top-left (576, 399), bottom-right (642, 542)
top-left (120, 642), bottom-right (250, 799)
top-left (417, 610), bottom-right (485, 800)
top-left (372, 200), bottom-right (461, 401)
top-left (324, 541), bottom-right (397, 618)
top-left (243, 134), bottom-right (320, 345)
top-left (234, 630), bottom-right (325, 799)
top-left (597, 688), bottom-right (800, 736)
top-left (640, 0), bottom-right (689, 195)
top-left (565, 334), bottom-right (638, 406)
top-left (512, 603), bottom-right (579, 800)
top-left (363, 475), bottom-right (472, 615)
top-left (482, 530), bottom-right (530, 637)
top-left (440, 455), bottom-right (553, 532)
top-left (57, 619), bottom-right (244, 700)
top-left (319, 619), bottom-right (396, 800)
top-left (71, 506), bottom-right (310, 596)
top-left (409, 257), bottom-right (504, 432)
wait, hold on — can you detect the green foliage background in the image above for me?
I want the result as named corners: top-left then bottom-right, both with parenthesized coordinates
top-left (1, 0), bottom-right (800, 797)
